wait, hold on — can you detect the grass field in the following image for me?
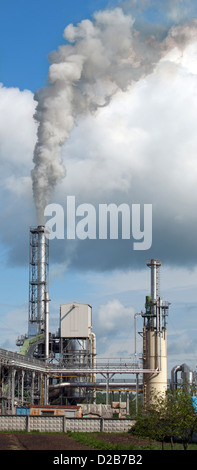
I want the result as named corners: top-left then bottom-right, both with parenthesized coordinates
top-left (67, 431), bottom-right (197, 451)
top-left (0, 430), bottom-right (197, 451)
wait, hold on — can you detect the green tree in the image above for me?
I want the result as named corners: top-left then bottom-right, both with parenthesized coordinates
top-left (132, 387), bottom-right (197, 450)
top-left (168, 387), bottom-right (197, 450)
top-left (132, 393), bottom-right (169, 449)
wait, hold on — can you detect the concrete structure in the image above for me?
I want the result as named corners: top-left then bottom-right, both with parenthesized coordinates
top-left (0, 415), bottom-right (135, 433)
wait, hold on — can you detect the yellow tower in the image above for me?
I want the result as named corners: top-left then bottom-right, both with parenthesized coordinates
top-left (143, 259), bottom-right (169, 409)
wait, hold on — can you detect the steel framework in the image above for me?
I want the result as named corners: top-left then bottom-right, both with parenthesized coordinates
top-left (0, 347), bottom-right (160, 414)
top-left (28, 226), bottom-right (49, 337)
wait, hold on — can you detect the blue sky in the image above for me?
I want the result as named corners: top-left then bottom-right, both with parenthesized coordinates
top-left (1, 0), bottom-right (197, 379)
top-left (0, 0), bottom-right (117, 91)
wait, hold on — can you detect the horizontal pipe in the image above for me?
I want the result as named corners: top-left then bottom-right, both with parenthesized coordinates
top-left (49, 382), bottom-right (143, 390)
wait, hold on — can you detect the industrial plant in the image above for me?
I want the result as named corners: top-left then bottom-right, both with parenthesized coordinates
top-left (0, 225), bottom-right (195, 418)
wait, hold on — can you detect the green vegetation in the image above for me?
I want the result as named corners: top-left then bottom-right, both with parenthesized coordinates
top-left (67, 431), bottom-right (156, 450)
top-left (132, 387), bottom-right (197, 450)
top-left (68, 387), bottom-right (197, 451)
top-left (67, 431), bottom-right (197, 451)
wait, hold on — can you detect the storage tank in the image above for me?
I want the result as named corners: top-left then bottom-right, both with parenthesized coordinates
top-left (143, 321), bottom-right (167, 405)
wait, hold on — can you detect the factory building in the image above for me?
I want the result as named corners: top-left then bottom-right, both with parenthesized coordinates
top-left (26, 227), bottom-right (170, 409)
top-left (0, 225), bottom-right (196, 416)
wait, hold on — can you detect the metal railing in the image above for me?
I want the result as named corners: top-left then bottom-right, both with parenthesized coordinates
top-left (0, 347), bottom-right (157, 376)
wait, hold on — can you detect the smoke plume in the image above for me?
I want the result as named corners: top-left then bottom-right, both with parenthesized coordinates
top-left (31, 6), bottom-right (197, 224)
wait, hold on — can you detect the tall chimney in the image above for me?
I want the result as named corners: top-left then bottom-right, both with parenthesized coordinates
top-left (143, 259), bottom-right (169, 409)
top-left (28, 226), bottom-right (49, 337)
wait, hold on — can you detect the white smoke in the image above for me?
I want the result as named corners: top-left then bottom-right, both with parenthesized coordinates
top-left (31, 6), bottom-right (197, 224)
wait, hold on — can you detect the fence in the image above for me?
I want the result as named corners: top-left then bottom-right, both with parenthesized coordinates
top-left (0, 415), bottom-right (135, 433)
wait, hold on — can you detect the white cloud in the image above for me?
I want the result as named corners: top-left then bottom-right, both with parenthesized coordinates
top-left (0, 304), bottom-right (28, 351)
top-left (4, 175), bottom-right (32, 197)
top-left (93, 299), bottom-right (135, 356)
top-left (59, 40), bottom-right (197, 209)
top-left (1, 17), bottom-right (197, 274)
top-left (0, 84), bottom-right (37, 175)
top-left (96, 298), bottom-right (134, 333)
top-left (0, 85), bottom-right (37, 259)
top-left (1, 3), bottom-right (197, 381)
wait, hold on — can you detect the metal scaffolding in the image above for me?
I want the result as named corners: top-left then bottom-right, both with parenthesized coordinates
top-left (28, 226), bottom-right (49, 337)
top-left (0, 347), bottom-right (159, 414)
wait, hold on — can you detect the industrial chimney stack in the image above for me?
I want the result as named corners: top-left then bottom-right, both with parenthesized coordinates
top-left (28, 226), bottom-right (49, 339)
top-left (143, 259), bottom-right (169, 409)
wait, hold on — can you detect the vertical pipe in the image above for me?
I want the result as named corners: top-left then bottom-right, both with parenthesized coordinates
top-left (41, 374), bottom-right (44, 405)
top-left (8, 370), bottom-right (11, 413)
top-left (134, 313), bottom-right (137, 357)
top-left (39, 373), bottom-right (42, 405)
top-left (44, 374), bottom-right (49, 405)
top-left (159, 297), bottom-right (163, 371)
top-left (1, 367), bottom-right (4, 413)
top-left (106, 374), bottom-right (109, 405)
top-left (11, 368), bottom-right (15, 415)
top-left (31, 371), bottom-right (35, 405)
top-left (147, 259), bottom-right (161, 326)
top-left (126, 391), bottom-right (130, 415)
top-left (151, 260), bottom-right (158, 331)
top-left (91, 333), bottom-right (96, 404)
top-left (1, 367), bottom-right (5, 415)
top-left (45, 291), bottom-right (49, 362)
top-left (21, 370), bottom-right (24, 406)
top-left (151, 261), bottom-right (157, 305)
top-left (134, 313), bottom-right (141, 357)
top-left (136, 373), bottom-right (139, 414)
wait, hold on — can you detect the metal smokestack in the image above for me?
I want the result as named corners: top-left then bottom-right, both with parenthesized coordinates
top-left (28, 225), bottom-right (49, 337)
top-left (37, 226), bottom-right (47, 329)
top-left (146, 259), bottom-right (161, 327)
top-left (143, 259), bottom-right (169, 410)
